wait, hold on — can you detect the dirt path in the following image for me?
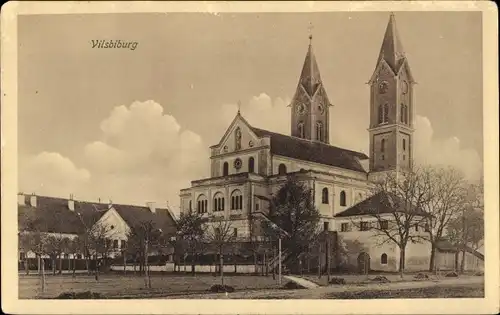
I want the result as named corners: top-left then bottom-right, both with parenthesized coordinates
top-left (166, 276), bottom-right (484, 299)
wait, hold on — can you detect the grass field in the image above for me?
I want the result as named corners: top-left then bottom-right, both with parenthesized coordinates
top-left (322, 283), bottom-right (484, 299)
top-left (19, 272), bottom-right (281, 299)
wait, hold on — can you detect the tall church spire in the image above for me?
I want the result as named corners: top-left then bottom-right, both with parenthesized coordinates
top-left (298, 35), bottom-right (323, 97)
top-left (290, 35), bottom-right (331, 144)
top-left (377, 13), bottom-right (406, 74)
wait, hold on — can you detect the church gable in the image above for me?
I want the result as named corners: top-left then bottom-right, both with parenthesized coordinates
top-left (215, 114), bottom-right (261, 155)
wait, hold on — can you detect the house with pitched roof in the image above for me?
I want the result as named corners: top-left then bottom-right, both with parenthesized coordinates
top-left (17, 193), bottom-right (178, 270)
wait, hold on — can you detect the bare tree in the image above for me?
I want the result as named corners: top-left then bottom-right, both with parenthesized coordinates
top-left (176, 211), bottom-right (207, 275)
top-left (447, 183), bottom-right (484, 273)
top-left (419, 166), bottom-right (468, 271)
top-left (354, 167), bottom-right (432, 278)
top-left (205, 217), bottom-right (236, 285)
top-left (127, 220), bottom-right (164, 288)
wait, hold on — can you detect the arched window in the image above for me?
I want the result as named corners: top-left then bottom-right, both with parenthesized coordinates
top-left (298, 122), bottom-right (305, 138)
top-left (381, 139), bottom-right (385, 153)
top-left (189, 200), bottom-right (192, 211)
top-left (383, 104), bottom-right (389, 123)
top-left (322, 188), bottom-right (329, 204)
top-left (248, 157), bottom-right (255, 173)
top-left (381, 253), bottom-right (388, 264)
top-left (378, 105), bottom-right (383, 124)
top-left (402, 139), bottom-right (406, 151)
top-left (197, 195), bottom-right (208, 214)
top-left (231, 190), bottom-right (243, 210)
top-left (213, 193), bottom-right (224, 212)
top-left (340, 190), bottom-right (346, 207)
top-left (278, 163), bottom-right (287, 175)
top-left (316, 121), bottom-right (323, 141)
top-left (400, 103), bottom-right (404, 123)
top-left (223, 162), bottom-right (229, 176)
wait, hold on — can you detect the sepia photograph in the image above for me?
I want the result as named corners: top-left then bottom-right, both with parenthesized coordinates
top-left (1, 1), bottom-right (498, 314)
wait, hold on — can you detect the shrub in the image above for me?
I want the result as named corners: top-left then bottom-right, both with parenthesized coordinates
top-left (55, 291), bottom-right (105, 299)
top-left (370, 276), bottom-right (390, 283)
top-left (209, 284), bottom-right (235, 293)
top-left (414, 273), bottom-right (429, 280)
top-left (445, 271), bottom-right (459, 277)
top-left (473, 271), bottom-right (484, 276)
top-left (282, 281), bottom-right (306, 290)
top-left (329, 277), bottom-right (346, 285)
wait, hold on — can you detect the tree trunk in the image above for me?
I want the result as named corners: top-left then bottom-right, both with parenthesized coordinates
top-left (429, 243), bottom-right (436, 272)
top-left (25, 257), bottom-right (29, 275)
top-left (460, 248), bottom-right (466, 274)
top-left (191, 251), bottom-right (196, 276)
top-left (41, 258), bottom-right (46, 293)
top-left (272, 247), bottom-right (276, 280)
top-left (219, 252), bottom-right (224, 285)
top-left (72, 255), bottom-right (76, 278)
top-left (253, 251), bottom-right (258, 275)
top-left (307, 254), bottom-right (311, 273)
top-left (264, 252), bottom-right (268, 276)
top-left (85, 255), bottom-right (90, 275)
top-left (58, 254), bottom-right (63, 275)
top-left (123, 253), bottom-right (127, 275)
top-left (399, 248), bottom-right (406, 278)
top-left (37, 255), bottom-right (41, 275)
top-left (144, 241), bottom-right (150, 288)
top-left (52, 257), bottom-right (56, 275)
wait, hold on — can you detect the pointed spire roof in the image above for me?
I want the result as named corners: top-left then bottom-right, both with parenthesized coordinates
top-left (377, 13), bottom-right (406, 73)
top-left (298, 35), bottom-right (323, 97)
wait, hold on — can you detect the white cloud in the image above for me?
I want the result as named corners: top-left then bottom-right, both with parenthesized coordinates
top-left (19, 152), bottom-right (90, 198)
top-left (81, 100), bottom-right (209, 209)
top-left (221, 93), bottom-right (291, 133)
top-left (414, 116), bottom-right (482, 180)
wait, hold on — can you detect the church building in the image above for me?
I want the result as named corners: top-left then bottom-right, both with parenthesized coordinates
top-left (180, 14), bottom-right (431, 272)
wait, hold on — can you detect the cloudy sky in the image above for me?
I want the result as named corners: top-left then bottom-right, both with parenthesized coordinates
top-left (18, 11), bottom-right (483, 214)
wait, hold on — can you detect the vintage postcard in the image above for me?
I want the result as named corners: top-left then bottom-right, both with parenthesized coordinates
top-left (1, 1), bottom-right (498, 314)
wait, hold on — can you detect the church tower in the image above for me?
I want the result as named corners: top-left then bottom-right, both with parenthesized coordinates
top-left (368, 13), bottom-right (415, 173)
top-left (290, 35), bottom-right (332, 144)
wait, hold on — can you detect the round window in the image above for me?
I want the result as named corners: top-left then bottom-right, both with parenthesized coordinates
top-left (234, 158), bottom-right (242, 170)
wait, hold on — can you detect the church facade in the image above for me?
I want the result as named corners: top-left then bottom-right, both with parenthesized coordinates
top-left (179, 14), bottom-right (432, 272)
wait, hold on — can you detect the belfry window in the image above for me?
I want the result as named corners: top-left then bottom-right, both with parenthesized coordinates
top-left (316, 121), bottom-right (323, 141)
top-left (400, 104), bottom-right (404, 123)
top-left (223, 162), bottom-right (229, 176)
top-left (383, 104), bottom-right (389, 123)
top-left (298, 122), bottom-right (305, 138)
top-left (381, 139), bottom-right (385, 153)
top-left (378, 105), bottom-right (383, 124)
top-left (403, 139), bottom-right (406, 151)
top-left (248, 157), bottom-right (255, 173)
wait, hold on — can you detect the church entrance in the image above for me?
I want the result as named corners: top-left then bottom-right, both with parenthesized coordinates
top-left (357, 252), bottom-right (370, 274)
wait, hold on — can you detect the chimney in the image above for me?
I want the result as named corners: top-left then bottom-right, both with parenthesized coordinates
top-left (68, 194), bottom-right (75, 211)
top-left (146, 202), bottom-right (156, 214)
top-left (29, 193), bottom-right (37, 208)
top-left (17, 193), bottom-right (25, 206)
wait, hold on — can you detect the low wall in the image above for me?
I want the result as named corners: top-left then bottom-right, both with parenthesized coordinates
top-left (110, 263), bottom-right (259, 273)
